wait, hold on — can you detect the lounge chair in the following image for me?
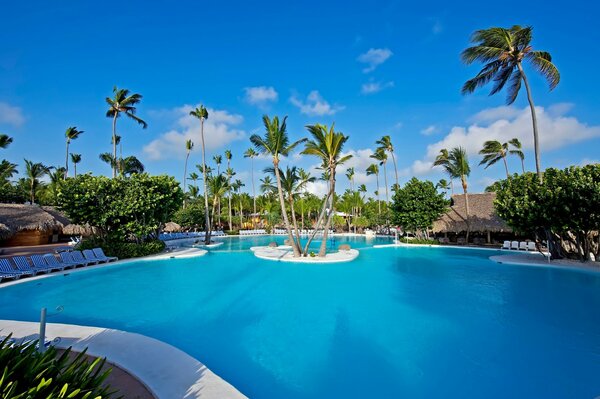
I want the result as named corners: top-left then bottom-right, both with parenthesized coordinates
top-left (92, 248), bottom-right (118, 262)
top-left (519, 242), bottom-right (528, 251)
top-left (501, 241), bottom-right (511, 249)
top-left (527, 241), bottom-right (536, 251)
top-left (13, 256), bottom-right (45, 275)
top-left (71, 250), bottom-right (98, 265)
top-left (43, 254), bottom-right (75, 270)
top-left (30, 255), bottom-right (63, 273)
top-left (0, 259), bottom-right (24, 279)
top-left (510, 241), bottom-right (519, 250)
top-left (59, 251), bottom-right (88, 267)
top-left (82, 249), bottom-right (109, 264)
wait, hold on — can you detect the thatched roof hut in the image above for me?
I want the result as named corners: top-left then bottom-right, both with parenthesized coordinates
top-left (62, 223), bottom-right (99, 236)
top-left (432, 193), bottom-right (511, 234)
top-left (163, 221), bottom-right (182, 232)
top-left (0, 204), bottom-right (71, 246)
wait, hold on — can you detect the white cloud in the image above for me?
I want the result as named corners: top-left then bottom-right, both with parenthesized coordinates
top-left (244, 86), bottom-right (278, 106)
top-left (290, 91), bottom-right (345, 116)
top-left (143, 104), bottom-right (245, 161)
top-left (420, 125), bottom-right (437, 136)
top-left (411, 104), bottom-right (600, 176)
top-left (361, 81), bottom-right (394, 94)
top-left (305, 180), bottom-right (329, 197)
top-left (357, 48), bottom-right (393, 73)
top-left (0, 102), bottom-right (25, 127)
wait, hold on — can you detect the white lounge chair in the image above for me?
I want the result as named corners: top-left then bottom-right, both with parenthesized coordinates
top-left (510, 241), bottom-right (519, 250)
top-left (518, 242), bottom-right (527, 251)
top-left (527, 241), bottom-right (536, 251)
top-left (501, 241), bottom-right (511, 249)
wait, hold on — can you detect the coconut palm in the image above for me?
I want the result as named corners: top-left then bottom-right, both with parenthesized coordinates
top-left (189, 105), bottom-right (212, 244)
top-left (461, 26), bottom-right (560, 181)
top-left (366, 163), bottom-right (381, 214)
top-left (436, 179), bottom-right (451, 196)
top-left (99, 153), bottom-right (117, 171)
top-left (64, 127), bottom-right (83, 179)
top-left (0, 134), bottom-right (13, 149)
top-left (24, 159), bottom-right (49, 204)
top-left (265, 166), bottom-right (304, 240)
top-left (188, 172), bottom-right (200, 189)
top-left (232, 179), bottom-right (245, 227)
top-left (70, 153), bottom-right (81, 177)
top-left (375, 136), bottom-right (399, 189)
top-left (0, 160), bottom-right (18, 182)
top-left (260, 176), bottom-right (276, 194)
top-left (244, 148), bottom-right (259, 218)
top-left (346, 167), bottom-right (356, 232)
top-left (225, 150), bottom-right (233, 230)
top-left (433, 149), bottom-right (455, 195)
top-left (479, 140), bottom-right (510, 178)
top-left (213, 155), bottom-right (222, 175)
top-left (250, 115), bottom-right (306, 257)
top-left (370, 148), bottom-right (389, 203)
top-left (119, 156), bottom-right (145, 176)
top-left (208, 173), bottom-right (229, 227)
top-left (508, 138), bottom-right (525, 173)
top-left (106, 87), bottom-right (147, 178)
top-left (301, 123), bottom-right (352, 256)
top-left (297, 168), bottom-right (315, 230)
top-left (183, 139), bottom-right (194, 207)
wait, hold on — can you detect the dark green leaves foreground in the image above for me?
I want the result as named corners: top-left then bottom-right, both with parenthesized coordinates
top-left (494, 164), bottom-right (600, 261)
top-left (0, 335), bottom-right (118, 399)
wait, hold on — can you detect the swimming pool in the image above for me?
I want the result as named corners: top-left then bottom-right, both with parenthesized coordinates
top-left (1, 237), bottom-right (599, 398)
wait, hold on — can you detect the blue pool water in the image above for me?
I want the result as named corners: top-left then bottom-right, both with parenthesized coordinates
top-left (1, 237), bottom-right (599, 398)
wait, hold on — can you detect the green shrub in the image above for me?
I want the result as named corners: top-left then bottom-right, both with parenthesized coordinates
top-left (0, 335), bottom-right (118, 398)
top-left (401, 238), bottom-right (440, 245)
top-left (79, 238), bottom-right (165, 259)
top-left (225, 230), bottom-right (239, 235)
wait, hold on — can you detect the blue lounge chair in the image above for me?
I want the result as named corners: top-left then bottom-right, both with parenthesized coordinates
top-left (13, 256), bottom-right (45, 275)
top-left (30, 255), bottom-right (63, 273)
top-left (92, 248), bottom-right (118, 262)
top-left (83, 249), bottom-right (109, 264)
top-left (59, 252), bottom-right (88, 267)
top-left (43, 254), bottom-right (75, 270)
top-left (71, 250), bottom-right (97, 265)
top-left (0, 259), bottom-right (23, 280)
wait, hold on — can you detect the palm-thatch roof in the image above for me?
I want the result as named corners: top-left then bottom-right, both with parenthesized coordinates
top-left (432, 193), bottom-right (511, 233)
top-left (163, 221), bottom-right (182, 232)
top-left (0, 204), bottom-right (70, 239)
top-left (61, 223), bottom-right (99, 236)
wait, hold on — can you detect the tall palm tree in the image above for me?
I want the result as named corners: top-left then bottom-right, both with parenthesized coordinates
top-left (106, 86), bottom-right (147, 178)
top-left (213, 155), bottom-right (222, 175)
top-left (188, 172), bottom-right (199, 190)
top-left (435, 147), bottom-right (471, 242)
top-left (479, 140), bottom-right (510, 178)
top-left (266, 166), bottom-right (305, 241)
top-left (508, 138), bottom-right (525, 173)
top-left (64, 127), bottom-right (83, 179)
top-left (0, 160), bottom-right (18, 183)
top-left (0, 134), bottom-right (13, 149)
top-left (120, 156), bottom-right (145, 176)
top-left (208, 174), bottom-right (229, 227)
top-left (433, 149), bottom-right (455, 195)
top-left (24, 159), bottom-right (48, 204)
top-left (461, 26), bottom-right (560, 182)
top-left (250, 115), bottom-right (306, 257)
top-left (70, 153), bottom-right (81, 177)
top-left (301, 123), bottom-right (352, 257)
top-left (370, 148), bottom-right (389, 203)
top-left (297, 168), bottom-right (315, 230)
top-left (183, 139), bottom-right (194, 207)
top-left (189, 105), bottom-right (212, 244)
top-left (99, 153), bottom-right (117, 172)
top-left (232, 179), bottom-right (245, 227)
top-left (346, 167), bottom-right (356, 232)
top-left (244, 148), bottom-right (259, 219)
top-left (225, 150), bottom-right (233, 230)
top-left (366, 164), bottom-right (381, 214)
top-left (376, 136), bottom-right (399, 189)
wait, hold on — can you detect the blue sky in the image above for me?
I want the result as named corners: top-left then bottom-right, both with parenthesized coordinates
top-left (1, 0), bottom-right (599, 195)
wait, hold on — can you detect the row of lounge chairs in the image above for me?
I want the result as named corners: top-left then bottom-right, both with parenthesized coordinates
top-left (159, 231), bottom-right (226, 241)
top-left (272, 229), bottom-right (334, 236)
top-left (502, 241), bottom-right (537, 251)
top-left (0, 248), bottom-right (118, 282)
top-left (239, 229), bottom-right (267, 235)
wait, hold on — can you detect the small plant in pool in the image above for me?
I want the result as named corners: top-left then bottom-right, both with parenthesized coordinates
top-left (309, 251), bottom-right (316, 257)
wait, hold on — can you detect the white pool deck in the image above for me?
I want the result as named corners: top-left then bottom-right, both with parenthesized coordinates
top-left (252, 247), bottom-right (360, 263)
top-left (0, 320), bottom-right (246, 399)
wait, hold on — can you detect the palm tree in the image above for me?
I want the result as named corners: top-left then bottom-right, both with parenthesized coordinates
top-left (461, 26), bottom-right (560, 181)
top-left (266, 166), bottom-right (305, 241)
top-left (189, 105), bottom-right (212, 244)
top-left (70, 153), bottom-right (81, 177)
top-left (433, 149), bottom-right (455, 195)
top-left (508, 138), bottom-right (525, 173)
top-left (99, 153), bottom-right (117, 172)
top-left (232, 179), bottom-right (245, 227)
top-left (436, 179), bottom-right (451, 196)
top-left (244, 148), bottom-right (259, 219)
top-left (0, 160), bottom-right (18, 183)
top-left (64, 127), bottom-right (83, 179)
top-left (479, 140), bottom-right (510, 178)
top-left (250, 115), bottom-right (306, 257)
top-left (346, 167), bottom-right (356, 233)
top-left (376, 136), bottom-right (399, 189)
top-left (297, 168), bottom-right (315, 230)
top-left (183, 139), bottom-right (194, 207)
top-left (188, 172), bottom-right (200, 189)
top-left (370, 148), bottom-right (389, 203)
top-left (301, 123), bottom-right (352, 256)
top-left (213, 155), bottom-right (222, 175)
top-left (0, 134), bottom-right (13, 149)
top-left (119, 156), bottom-right (145, 176)
top-left (225, 150), bottom-right (233, 230)
top-left (208, 173), bottom-right (229, 227)
top-left (366, 163), bottom-right (381, 214)
top-left (435, 147), bottom-right (471, 242)
top-left (24, 159), bottom-right (48, 204)
top-left (106, 87), bottom-right (147, 178)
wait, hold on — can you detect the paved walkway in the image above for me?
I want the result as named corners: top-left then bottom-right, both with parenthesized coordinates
top-left (0, 243), bottom-right (72, 259)
top-left (489, 252), bottom-right (600, 273)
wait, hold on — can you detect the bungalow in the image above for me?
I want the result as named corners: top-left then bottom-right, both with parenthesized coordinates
top-left (0, 204), bottom-right (70, 247)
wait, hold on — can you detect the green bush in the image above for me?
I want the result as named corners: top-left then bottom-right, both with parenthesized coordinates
top-left (0, 335), bottom-right (118, 398)
top-left (79, 238), bottom-right (165, 260)
top-left (225, 230), bottom-right (239, 235)
top-left (400, 238), bottom-right (440, 245)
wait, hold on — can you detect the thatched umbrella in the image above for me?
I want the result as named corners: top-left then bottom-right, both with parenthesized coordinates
top-left (163, 221), bottom-right (182, 232)
top-left (0, 223), bottom-right (12, 240)
top-left (432, 193), bottom-right (511, 234)
top-left (0, 204), bottom-right (69, 238)
top-left (61, 223), bottom-right (99, 236)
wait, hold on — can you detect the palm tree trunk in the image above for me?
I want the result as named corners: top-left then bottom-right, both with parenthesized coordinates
top-left (74, 162), bottom-right (77, 177)
top-left (462, 177), bottom-right (470, 244)
top-left (302, 190), bottom-right (332, 256)
top-left (376, 172), bottom-right (381, 214)
top-left (517, 63), bottom-right (542, 182)
top-left (251, 158), bottom-right (256, 218)
top-left (239, 194), bottom-right (244, 227)
top-left (521, 158), bottom-right (525, 174)
top-left (502, 155), bottom-right (510, 179)
top-left (289, 197), bottom-right (302, 250)
top-left (112, 113), bottom-right (118, 178)
top-left (318, 171), bottom-right (336, 257)
top-left (390, 151), bottom-right (399, 189)
top-left (183, 151), bottom-right (190, 208)
top-left (274, 161), bottom-right (301, 257)
top-left (30, 179), bottom-right (34, 204)
top-left (383, 162), bottom-right (389, 203)
top-left (450, 178), bottom-right (454, 195)
top-left (200, 118), bottom-right (212, 244)
top-left (64, 141), bottom-right (69, 179)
